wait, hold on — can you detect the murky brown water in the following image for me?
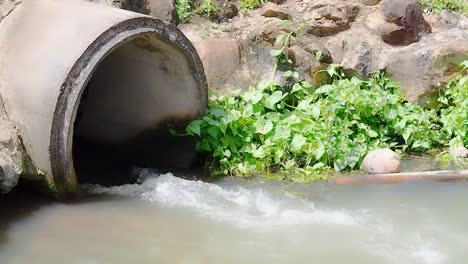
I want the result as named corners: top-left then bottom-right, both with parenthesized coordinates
top-left (1, 162), bottom-right (468, 264)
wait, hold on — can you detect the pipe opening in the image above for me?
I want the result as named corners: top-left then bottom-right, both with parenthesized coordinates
top-left (72, 33), bottom-right (202, 186)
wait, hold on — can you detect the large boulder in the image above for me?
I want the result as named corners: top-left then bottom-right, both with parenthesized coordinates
top-left (360, 148), bottom-right (401, 174)
top-left (384, 32), bottom-right (468, 104)
top-left (192, 38), bottom-right (242, 89)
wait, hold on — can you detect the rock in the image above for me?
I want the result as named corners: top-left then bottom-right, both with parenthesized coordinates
top-left (307, 4), bottom-right (360, 37)
top-left (451, 146), bottom-right (468, 158)
top-left (325, 27), bottom-right (383, 77)
top-left (268, 0), bottom-right (285, 4)
top-left (384, 34), bottom-right (468, 104)
top-left (216, 0), bottom-right (239, 21)
top-left (341, 38), bottom-right (373, 77)
top-left (193, 39), bottom-right (241, 89)
top-left (360, 0), bottom-right (379, 6)
top-left (326, 8), bottom-right (467, 102)
top-left (380, 0), bottom-right (431, 45)
top-left (360, 148), bottom-right (401, 174)
top-left (121, 0), bottom-right (175, 22)
top-left (425, 10), bottom-right (468, 33)
top-left (304, 42), bottom-right (332, 63)
top-left (261, 2), bottom-right (290, 20)
top-left (0, 152), bottom-right (18, 193)
top-left (287, 45), bottom-right (312, 68)
top-left (286, 45), bottom-right (323, 83)
top-left (179, 0), bottom-right (468, 104)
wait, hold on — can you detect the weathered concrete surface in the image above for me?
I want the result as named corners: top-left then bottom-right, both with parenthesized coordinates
top-left (0, 0), bottom-right (207, 195)
top-left (0, 0), bottom-right (21, 22)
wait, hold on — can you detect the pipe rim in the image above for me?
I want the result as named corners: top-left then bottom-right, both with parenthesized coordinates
top-left (49, 17), bottom-right (207, 195)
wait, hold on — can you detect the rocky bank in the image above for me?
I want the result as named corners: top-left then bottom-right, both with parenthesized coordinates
top-left (108, 0), bottom-right (468, 105)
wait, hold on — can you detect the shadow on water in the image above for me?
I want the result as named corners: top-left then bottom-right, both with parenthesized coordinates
top-left (0, 180), bottom-right (56, 248)
top-left (0, 180), bottom-right (135, 248)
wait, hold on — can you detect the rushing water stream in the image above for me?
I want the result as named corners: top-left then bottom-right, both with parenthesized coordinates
top-left (1, 168), bottom-right (468, 264)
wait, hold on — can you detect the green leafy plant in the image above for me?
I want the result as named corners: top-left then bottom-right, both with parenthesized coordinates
top-left (239, 0), bottom-right (265, 10)
top-left (270, 20), bottom-right (310, 72)
top-left (420, 0), bottom-right (468, 14)
top-left (195, 0), bottom-right (219, 19)
top-left (438, 61), bottom-right (468, 147)
top-left (175, 0), bottom-right (193, 23)
top-left (183, 63), bottom-right (466, 182)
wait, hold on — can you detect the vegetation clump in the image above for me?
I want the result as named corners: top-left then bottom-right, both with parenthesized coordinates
top-left (438, 61), bottom-right (468, 147)
top-left (175, 0), bottom-right (265, 23)
top-left (420, 0), bottom-right (468, 14)
top-left (182, 61), bottom-right (467, 182)
top-left (175, 0), bottom-right (193, 23)
top-left (238, 0), bottom-right (265, 10)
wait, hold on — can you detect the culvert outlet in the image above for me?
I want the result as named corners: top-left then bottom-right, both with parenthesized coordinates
top-left (0, 0), bottom-right (207, 195)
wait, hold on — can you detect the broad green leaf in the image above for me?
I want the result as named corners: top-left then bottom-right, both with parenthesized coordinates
top-left (187, 120), bottom-right (203, 136)
top-left (283, 70), bottom-right (293, 77)
top-left (367, 129), bottom-right (378, 138)
top-left (270, 49), bottom-right (283, 57)
top-left (291, 134), bottom-right (306, 152)
top-left (274, 34), bottom-right (285, 45)
top-left (257, 80), bottom-right (271, 91)
top-left (314, 84), bottom-right (333, 94)
top-left (291, 83), bottom-right (302, 94)
top-left (315, 142), bottom-right (325, 160)
top-left (255, 119), bottom-right (274, 135)
top-left (207, 126), bottom-right (219, 138)
top-left (278, 19), bottom-right (292, 25)
top-left (264, 91), bottom-right (284, 110)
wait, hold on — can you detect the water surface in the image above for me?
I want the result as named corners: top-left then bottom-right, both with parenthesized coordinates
top-left (1, 170), bottom-right (468, 264)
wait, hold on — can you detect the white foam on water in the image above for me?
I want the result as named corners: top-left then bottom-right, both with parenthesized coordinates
top-left (86, 171), bottom-right (449, 263)
top-left (87, 171), bottom-right (361, 228)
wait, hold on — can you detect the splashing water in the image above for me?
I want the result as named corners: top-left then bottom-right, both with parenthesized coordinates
top-left (88, 172), bottom-right (361, 228)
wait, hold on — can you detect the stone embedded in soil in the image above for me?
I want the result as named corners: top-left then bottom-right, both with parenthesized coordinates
top-left (360, 148), bottom-right (401, 174)
top-left (307, 4), bottom-right (359, 37)
top-left (261, 3), bottom-right (291, 20)
top-left (360, 0), bottom-right (380, 6)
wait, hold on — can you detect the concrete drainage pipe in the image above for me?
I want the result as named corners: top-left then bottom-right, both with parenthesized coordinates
top-left (0, 0), bottom-right (207, 195)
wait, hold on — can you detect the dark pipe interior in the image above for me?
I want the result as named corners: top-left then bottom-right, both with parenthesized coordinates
top-left (72, 34), bottom-right (201, 186)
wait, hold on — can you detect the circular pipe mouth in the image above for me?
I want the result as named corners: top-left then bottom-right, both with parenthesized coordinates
top-left (49, 17), bottom-right (207, 194)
